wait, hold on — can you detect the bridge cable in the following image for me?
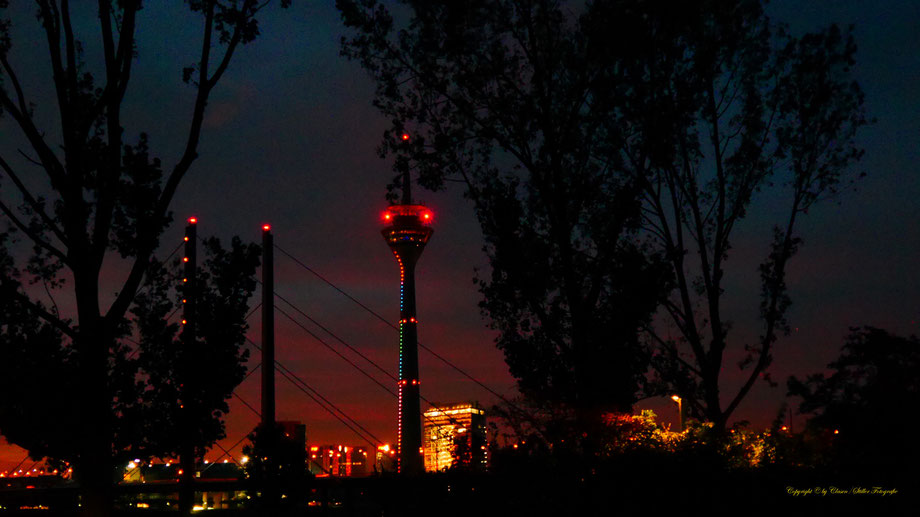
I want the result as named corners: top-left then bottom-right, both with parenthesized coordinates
top-left (273, 243), bottom-right (522, 411)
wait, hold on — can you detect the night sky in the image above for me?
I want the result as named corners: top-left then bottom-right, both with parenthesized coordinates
top-left (1, 1), bottom-right (918, 471)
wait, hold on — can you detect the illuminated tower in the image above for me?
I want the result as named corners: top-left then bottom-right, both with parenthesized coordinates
top-left (381, 172), bottom-right (434, 475)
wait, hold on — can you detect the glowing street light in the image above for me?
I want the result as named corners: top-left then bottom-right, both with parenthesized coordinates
top-left (671, 395), bottom-right (684, 432)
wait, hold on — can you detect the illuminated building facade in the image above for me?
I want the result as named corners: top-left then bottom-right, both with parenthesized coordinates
top-left (307, 445), bottom-right (369, 477)
top-left (381, 174), bottom-right (434, 475)
top-left (423, 402), bottom-right (488, 472)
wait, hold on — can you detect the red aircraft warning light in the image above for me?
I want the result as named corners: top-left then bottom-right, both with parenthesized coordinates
top-left (262, 224), bottom-right (271, 232)
top-left (401, 132), bottom-right (410, 141)
top-left (381, 205), bottom-right (434, 225)
top-left (188, 217), bottom-right (197, 224)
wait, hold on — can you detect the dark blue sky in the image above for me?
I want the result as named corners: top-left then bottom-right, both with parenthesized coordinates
top-left (1, 1), bottom-right (918, 469)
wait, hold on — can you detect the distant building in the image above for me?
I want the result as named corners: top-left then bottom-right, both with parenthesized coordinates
top-left (307, 445), bottom-right (369, 477)
top-left (277, 420), bottom-right (307, 451)
top-left (375, 444), bottom-right (397, 473)
top-left (423, 402), bottom-right (487, 472)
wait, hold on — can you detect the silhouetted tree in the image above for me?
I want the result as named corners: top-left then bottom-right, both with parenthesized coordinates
top-left (611, 1), bottom-right (869, 431)
top-left (0, 1), bottom-right (289, 515)
top-left (339, 0), bottom-right (670, 447)
top-left (788, 327), bottom-right (920, 474)
top-left (339, 0), bottom-right (868, 437)
top-left (0, 237), bottom-right (259, 455)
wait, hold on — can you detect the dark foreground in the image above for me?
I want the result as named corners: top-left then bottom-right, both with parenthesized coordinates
top-left (1, 459), bottom-right (916, 516)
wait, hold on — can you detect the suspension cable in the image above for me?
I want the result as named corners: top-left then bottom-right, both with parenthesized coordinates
top-left (274, 242), bottom-right (527, 416)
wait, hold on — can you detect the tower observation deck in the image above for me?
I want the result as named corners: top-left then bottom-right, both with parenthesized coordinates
top-left (381, 181), bottom-right (434, 475)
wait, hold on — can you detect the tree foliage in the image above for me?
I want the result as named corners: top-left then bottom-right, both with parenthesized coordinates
top-left (339, 0), bottom-right (869, 437)
top-left (788, 327), bottom-right (920, 472)
top-left (0, 1), bottom-right (287, 514)
top-left (339, 0), bottom-right (670, 441)
top-left (624, 0), bottom-right (869, 431)
top-left (0, 237), bottom-right (259, 463)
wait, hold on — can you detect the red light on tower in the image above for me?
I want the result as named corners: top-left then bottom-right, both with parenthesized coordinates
top-left (401, 132), bottom-right (410, 141)
top-left (188, 217), bottom-right (197, 224)
top-left (262, 224), bottom-right (271, 232)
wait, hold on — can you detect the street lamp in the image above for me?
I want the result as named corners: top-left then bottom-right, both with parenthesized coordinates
top-left (671, 395), bottom-right (684, 432)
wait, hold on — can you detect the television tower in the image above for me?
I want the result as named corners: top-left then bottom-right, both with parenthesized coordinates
top-left (381, 167), bottom-right (434, 475)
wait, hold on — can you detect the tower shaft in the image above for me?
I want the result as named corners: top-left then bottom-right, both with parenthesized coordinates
top-left (395, 251), bottom-right (423, 475)
top-left (381, 203), bottom-right (434, 475)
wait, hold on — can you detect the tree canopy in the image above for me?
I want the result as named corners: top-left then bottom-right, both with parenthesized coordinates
top-left (339, 0), bottom-right (869, 438)
top-left (340, 0), bottom-right (671, 443)
top-left (0, 1), bottom-right (287, 514)
top-left (788, 327), bottom-right (920, 472)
